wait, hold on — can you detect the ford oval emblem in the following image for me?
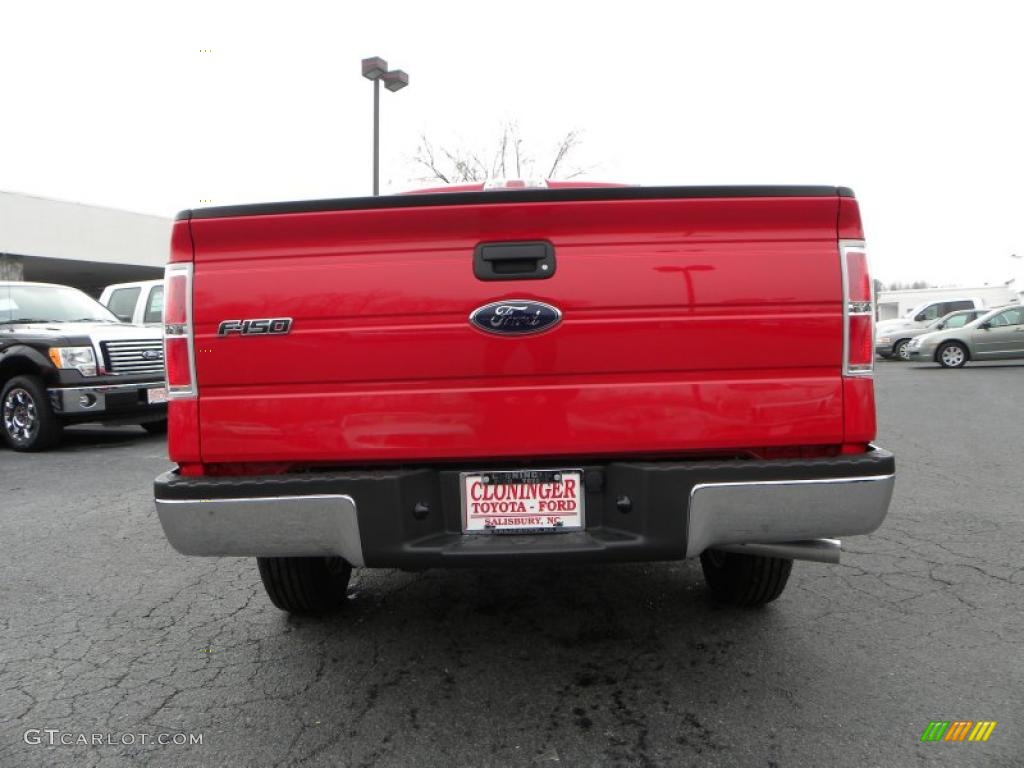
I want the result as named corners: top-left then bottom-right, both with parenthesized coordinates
top-left (469, 300), bottom-right (562, 336)
top-left (141, 349), bottom-right (161, 361)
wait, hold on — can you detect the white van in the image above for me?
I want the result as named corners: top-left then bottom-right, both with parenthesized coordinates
top-left (99, 279), bottom-right (163, 326)
top-left (875, 297), bottom-right (986, 334)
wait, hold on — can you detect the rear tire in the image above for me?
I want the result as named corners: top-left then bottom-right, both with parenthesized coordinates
top-left (1, 375), bottom-right (64, 451)
top-left (936, 341), bottom-right (968, 368)
top-left (893, 339), bottom-right (911, 361)
top-left (699, 549), bottom-right (792, 607)
top-left (257, 556), bottom-right (352, 614)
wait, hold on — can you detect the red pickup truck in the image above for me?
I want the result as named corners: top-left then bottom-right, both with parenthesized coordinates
top-left (154, 183), bottom-right (895, 613)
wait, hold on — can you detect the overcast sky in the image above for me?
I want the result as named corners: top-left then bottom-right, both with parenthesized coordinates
top-left (2, 0), bottom-right (1021, 285)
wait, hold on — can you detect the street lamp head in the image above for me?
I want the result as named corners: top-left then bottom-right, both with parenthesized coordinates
top-left (382, 69), bottom-right (409, 92)
top-left (361, 56), bottom-right (388, 80)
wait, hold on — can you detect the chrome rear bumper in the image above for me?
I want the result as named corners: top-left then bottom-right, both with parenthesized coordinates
top-left (154, 448), bottom-right (895, 567)
top-left (685, 473), bottom-right (895, 558)
top-left (156, 494), bottom-right (365, 566)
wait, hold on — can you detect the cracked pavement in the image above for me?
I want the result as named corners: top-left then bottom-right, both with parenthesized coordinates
top-left (1, 362), bottom-right (1022, 767)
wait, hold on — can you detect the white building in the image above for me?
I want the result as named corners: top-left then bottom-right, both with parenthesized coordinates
top-left (0, 191), bottom-right (169, 296)
top-left (1007, 255), bottom-right (1024, 305)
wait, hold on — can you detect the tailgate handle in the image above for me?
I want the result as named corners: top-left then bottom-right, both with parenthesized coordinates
top-left (474, 241), bottom-right (556, 281)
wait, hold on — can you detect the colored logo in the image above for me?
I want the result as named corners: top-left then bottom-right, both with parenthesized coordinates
top-left (920, 721), bottom-right (997, 742)
top-left (469, 300), bottom-right (562, 336)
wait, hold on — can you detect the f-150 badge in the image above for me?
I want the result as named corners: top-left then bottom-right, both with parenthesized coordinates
top-left (469, 301), bottom-right (561, 336)
top-left (217, 318), bottom-right (292, 336)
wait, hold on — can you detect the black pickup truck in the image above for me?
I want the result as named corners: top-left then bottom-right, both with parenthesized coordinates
top-left (0, 281), bottom-right (167, 451)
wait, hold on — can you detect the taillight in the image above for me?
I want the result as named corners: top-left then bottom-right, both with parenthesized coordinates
top-left (163, 262), bottom-right (196, 397)
top-left (841, 240), bottom-right (873, 375)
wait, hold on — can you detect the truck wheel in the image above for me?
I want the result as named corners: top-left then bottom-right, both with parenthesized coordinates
top-left (893, 339), bottom-right (911, 361)
top-left (1, 375), bottom-right (63, 451)
top-left (937, 341), bottom-right (968, 368)
top-left (256, 556), bottom-right (352, 614)
top-left (142, 419), bottom-right (168, 434)
top-left (699, 549), bottom-right (792, 607)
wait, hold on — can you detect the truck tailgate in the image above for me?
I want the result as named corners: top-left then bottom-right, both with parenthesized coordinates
top-left (188, 193), bottom-right (845, 463)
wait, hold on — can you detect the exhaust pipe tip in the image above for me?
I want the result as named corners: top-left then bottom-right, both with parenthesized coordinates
top-left (715, 538), bottom-right (842, 564)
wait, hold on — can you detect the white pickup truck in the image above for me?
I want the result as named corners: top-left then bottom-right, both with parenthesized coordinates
top-left (99, 279), bottom-right (164, 326)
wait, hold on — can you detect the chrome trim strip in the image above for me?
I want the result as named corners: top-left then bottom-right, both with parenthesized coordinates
top-left (839, 239), bottom-right (873, 377)
top-left (154, 493), bottom-right (364, 566)
top-left (685, 473), bottom-right (895, 558)
top-left (48, 382), bottom-right (164, 394)
top-left (163, 262), bottom-right (197, 400)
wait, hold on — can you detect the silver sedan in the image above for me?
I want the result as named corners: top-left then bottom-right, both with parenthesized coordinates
top-left (907, 305), bottom-right (1024, 367)
top-left (876, 308), bottom-right (988, 361)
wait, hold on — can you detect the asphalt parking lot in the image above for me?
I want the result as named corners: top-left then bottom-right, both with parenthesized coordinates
top-left (1, 362), bottom-right (1022, 768)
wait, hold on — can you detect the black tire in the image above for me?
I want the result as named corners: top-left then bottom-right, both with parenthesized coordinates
top-left (1, 375), bottom-right (64, 451)
top-left (699, 549), bottom-right (792, 607)
top-left (257, 556), bottom-right (352, 614)
top-left (893, 339), bottom-right (911, 361)
top-left (936, 341), bottom-right (969, 368)
top-left (142, 419), bottom-right (168, 434)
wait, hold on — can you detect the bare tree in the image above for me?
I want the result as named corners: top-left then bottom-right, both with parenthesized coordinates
top-left (413, 123), bottom-right (586, 184)
top-left (545, 129), bottom-right (582, 179)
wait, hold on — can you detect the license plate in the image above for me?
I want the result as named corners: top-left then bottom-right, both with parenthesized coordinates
top-left (461, 470), bottom-right (584, 533)
top-left (147, 387), bottom-right (168, 404)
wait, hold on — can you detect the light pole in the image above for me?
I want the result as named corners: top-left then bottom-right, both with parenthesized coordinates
top-left (361, 56), bottom-right (409, 196)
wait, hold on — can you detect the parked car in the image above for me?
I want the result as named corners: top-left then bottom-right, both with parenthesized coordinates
top-left (0, 281), bottom-right (166, 451)
top-left (876, 308), bottom-right (990, 360)
top-left (907, 304), bottom-right (1024, 367)
top-left (99, 279), bottom-right (163, 326)
top-left (153, 183), bottom-right (895, 614)
top-left (875, 297), bottom-right (986, 337)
